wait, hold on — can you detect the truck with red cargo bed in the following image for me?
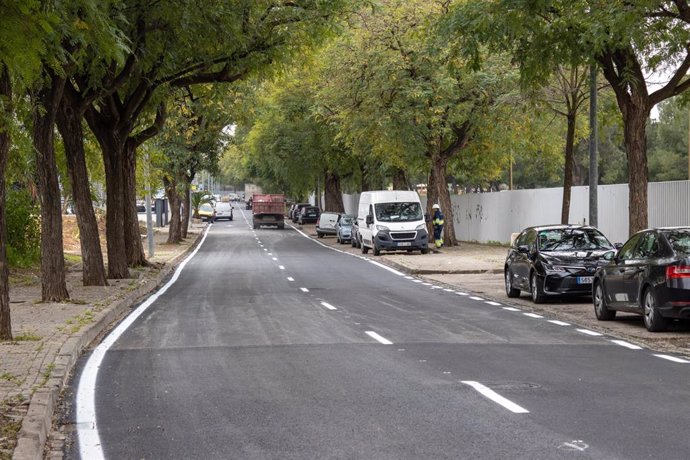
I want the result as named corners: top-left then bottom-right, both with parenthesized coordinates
top-left (252, 194), bottom-right (285, 229)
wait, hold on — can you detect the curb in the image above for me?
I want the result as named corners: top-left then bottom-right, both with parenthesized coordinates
top-left (12, 231), bottom-right (205, 460)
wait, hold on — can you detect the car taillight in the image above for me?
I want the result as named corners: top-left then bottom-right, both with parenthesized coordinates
top-left (666, 265), bottom-right (690, 279)
top-left (316, 218), bottom-right (320, 225)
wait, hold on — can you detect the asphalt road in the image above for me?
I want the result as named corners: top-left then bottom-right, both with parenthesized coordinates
top-left (63, 205), bottom-right (690, 459)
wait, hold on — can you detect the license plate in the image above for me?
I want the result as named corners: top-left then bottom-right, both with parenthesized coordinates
top-left (397, 242), bottom-right (412, 247)
top-left (577, 276), bottom-right (593, 284)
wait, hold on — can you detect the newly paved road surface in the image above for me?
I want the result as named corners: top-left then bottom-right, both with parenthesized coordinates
top-left (64, 205), bottom-right (690, 459)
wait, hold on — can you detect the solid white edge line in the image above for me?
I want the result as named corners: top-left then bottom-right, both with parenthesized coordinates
top-left (368, 260), bottom-right (405, 276)
top-left (653, 354), bottom-right (690, 363)
top-left (320, 301), bottom-right (337, 311)
top-left (548, 320), bottom-right (570, 326)
top-left (611, 340), bottom-right (642, 350)
top-left (365, 331), bottom-right (393, 345)
top-left (576, 328), bottom-right (603, 336)
top-left (462, 381), bottom-right (529, 414)
top-left (76, 224), bottom-right (213, 460)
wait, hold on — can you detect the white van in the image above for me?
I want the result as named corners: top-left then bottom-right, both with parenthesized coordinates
top-left (357, 190), bottom-right (430, 256)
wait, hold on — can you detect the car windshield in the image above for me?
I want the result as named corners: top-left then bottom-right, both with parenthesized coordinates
top-left (537, 228), bottom-right (613, 251)
top-left (340, 216), bottom-right (353, 225)
top-left (662, 229), bottom-right (690, 255)
top-left (200, 204), bottom-right (213, 212)
top-left (374, 202), bottom-right (422, 222)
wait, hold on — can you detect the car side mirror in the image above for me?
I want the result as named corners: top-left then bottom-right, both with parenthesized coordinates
top-left (366, 214), bottom-right (373, 226)
top-left (518, 245), bottom-right (530, 254)
top-left (614, 242), bottom-right (623, 250)
top-left (424, 213), bottom-right (431, 223)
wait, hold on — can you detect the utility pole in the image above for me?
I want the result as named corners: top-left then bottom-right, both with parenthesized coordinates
top-left (589, 64), bottom-right (599, 227)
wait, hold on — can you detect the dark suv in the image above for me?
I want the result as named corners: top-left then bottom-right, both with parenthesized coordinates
top-left (291, 203), bottom-right (310, 222)
top-left (298, 206), bottom-right (320, 225)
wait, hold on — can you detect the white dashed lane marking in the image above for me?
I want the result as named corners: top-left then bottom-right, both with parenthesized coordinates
top-left (576, 329), bottom-right (603, 337)
top-left (366, 331), bottom-right (393, 345)
top-left (548, 320), bottom-right (570, 326)
top-left (611, 340), bottom-right (642, 350)
top-left (300, 287), bottom-right (309, 293)
top-left (523, 313), bottom-right (544, 319)
top-left (320, 301), bottom-right (337, 311)
top-left (462, 381), bottom-right (530, 414)
top-left (654, 354), bottom-right (690, 364)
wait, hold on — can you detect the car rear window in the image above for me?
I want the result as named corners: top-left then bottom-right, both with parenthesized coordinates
top-left (662, 229), bottom-right (690, 255)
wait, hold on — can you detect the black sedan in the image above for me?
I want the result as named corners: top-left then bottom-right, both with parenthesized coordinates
top-left (505, 225), bottom-right (616, 303)
top-left (593, 227), bottom-right (690, 332)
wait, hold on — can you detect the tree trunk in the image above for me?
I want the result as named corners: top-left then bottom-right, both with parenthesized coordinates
top-left (561, 113), bottom-right (577, 224)
top-left (33, 76), bottom-right (70, 302)
top-left (181, 181), bottom-right (191, 239)
top-left (392, 168), bottom-right (408, 190)
top-left (324, 172), bottom-right (345, 212)
top-left (0, 65), bottom-right (12, 340)
top-left (623, 103), bottom-right (650, 235)
top-left (87, 118), bottom-right (131, 279)
top-left (124, 142), bottom-right (148, 266)
top-left (426, 151), bottom-right (457, 246)
top-left (56, 91), bottom-right (107, 286)
top-left (164, 177), bottom-right (182, 244)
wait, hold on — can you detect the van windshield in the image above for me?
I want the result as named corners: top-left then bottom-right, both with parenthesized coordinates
top-left (375, 202), bottom-right (423, 222)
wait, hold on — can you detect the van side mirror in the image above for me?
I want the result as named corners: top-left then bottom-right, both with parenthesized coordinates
top-left (366, 214), bottom-right (373, 226)
top-left (518, 245), bottom-right (530, 254)
top-left (424, 213), bottom-right (431, 223)
top-left (614, 242), bottom-right (623, 250)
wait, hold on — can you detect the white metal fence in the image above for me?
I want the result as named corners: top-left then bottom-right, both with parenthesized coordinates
top-left (342, 180), bottom-right (690, 245)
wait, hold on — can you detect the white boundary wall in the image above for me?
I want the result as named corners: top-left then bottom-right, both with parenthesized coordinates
top-left (343, 180), bottom-right (690, 245)
top-left (451, 180), bottom-right (690, 245)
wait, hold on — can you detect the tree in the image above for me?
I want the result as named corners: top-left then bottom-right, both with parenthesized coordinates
top-left (65, 0), bottom-right (355, 278)
top-left (447, 0), bottom-right (690, 235)
top-left (317, 1), bottom-right (517, 245)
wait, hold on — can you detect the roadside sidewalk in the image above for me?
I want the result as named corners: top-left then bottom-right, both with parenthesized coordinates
top-left (297, 223), bottom-right (690, 358)
top-left (1, 222), bottom-right (206, 460)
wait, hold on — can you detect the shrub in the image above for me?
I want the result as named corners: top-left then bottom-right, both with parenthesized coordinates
top-left (5, 188), bottom-right (40, 267)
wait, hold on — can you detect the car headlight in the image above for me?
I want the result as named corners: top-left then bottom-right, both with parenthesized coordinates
top-left (376, 225), bottom-right (389, 231)
top-left (416, 224), bottom-right (427, 230)
top-left (544, 264), bottom-right (565, 272)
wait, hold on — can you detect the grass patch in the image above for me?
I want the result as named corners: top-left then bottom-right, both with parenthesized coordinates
top-left (13, 331), bottom-right (41, 342)
top-left (0, 372), bottom-right (21, 386)
top-left (60, 310), bottom-right (95, 334)
top-left (0, 395), bottom-right (26, 458)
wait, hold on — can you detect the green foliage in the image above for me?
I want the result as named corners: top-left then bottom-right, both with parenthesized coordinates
top-left (5, 188), bottom-right (40, 267)
top-left (190, 191), bottom-right (214, 218)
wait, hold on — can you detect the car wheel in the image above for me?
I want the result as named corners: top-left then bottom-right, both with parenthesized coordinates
top-left (351, 237), bottom-right (356, 247)
top-left (317, 232), bottom-right (323, 238)
top-left (373, 244), bottom-right (381, 256)
top-left (361, 243), bottom-right (369, 254)
top-left (277, 223), bottom-right (284, 229)
top-left (253, 223), bottom-right (258, 229)
top-left (643, 287), bottom-right (668, 332)
top-left (421, 247), bottom-right (430, 254)
top-left (593, 282), bottom-right (616, 320)
top-left (530, 272), bottom-right (546, 304)
top-left (505, 269), bottom-right (521, 298)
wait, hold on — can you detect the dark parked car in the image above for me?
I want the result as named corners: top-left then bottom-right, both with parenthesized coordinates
top-left (505, 225), bottom-right (616, 303)
top-left (291, 203), bottom-right (310, 222)
top-left (336, 214), bottom-right (355, 244)
top-left (298, 206), bottom-right (320, 225)
top-left (593, 227), bottom-right (690, 332)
